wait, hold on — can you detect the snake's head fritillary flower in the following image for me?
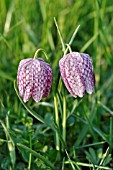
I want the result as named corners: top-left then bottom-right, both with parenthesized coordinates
top-left (59, 52), bottom-right (95, 98)
top-left (17, 51), bottom-right (52, 103)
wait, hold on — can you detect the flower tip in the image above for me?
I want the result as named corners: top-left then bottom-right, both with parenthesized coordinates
top-left (78, 93), bottom-right (84, 98)
top-left (23, 98), bottom-right (27, 103)
top-left (87, 90), bottom-right (93, 95)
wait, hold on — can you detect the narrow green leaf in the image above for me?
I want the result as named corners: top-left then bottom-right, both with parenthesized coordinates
top-left (0, 118), bottom-right (16, 168)
top-left (72, 114), bottom-right (110, 145)
top-left (65, 149), bottom-right (76, 170)
top-left (17, 143), bottom-right (55, 170)
top-left (80, 32), bottom-right (98, 53)
top-left (54, 17), bottom-right (66, 54)
top-left (98, 101), bottom-right (113, 116)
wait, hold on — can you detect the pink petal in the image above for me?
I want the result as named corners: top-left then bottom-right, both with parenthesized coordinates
top-left (64, 53), bottom-right (85, 97)
top-left (32, 59), bottom-right (50, 102)
top-left (80, 53), bottom-right (95, 94)
top-left (17, 59), bottom-right (33, 102)
top-left (38, 60), bottom-right (52, 98)
top-left (59, 54), bottom-right (77, 98)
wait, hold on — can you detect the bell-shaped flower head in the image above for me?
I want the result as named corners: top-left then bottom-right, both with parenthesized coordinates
top-left (59, 52), bottom-right (95, 98)
top-left (17, 49), bottom-right (52, 103)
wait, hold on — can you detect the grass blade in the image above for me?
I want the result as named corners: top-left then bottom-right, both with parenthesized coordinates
top-left (54, 17), bottom-right (66, 54)
top-left (76, 162), bottom-right (111, 170)
top-left (54, 95), bottom-right (60, 150)
top-left (65, 149), bottom-right (76, 170)
top-left (80, 32), bottom-right (98, 53)
top-left (72, 113), bottom-right (110, 145)
top-left (96, 147), bottom-right (110, 170)
top-left (98, 101), bottom-right (113, 116)
top-left (17, 143), bottom-right (55, 169)
top-left (0, 117), bottom-right (16, 169)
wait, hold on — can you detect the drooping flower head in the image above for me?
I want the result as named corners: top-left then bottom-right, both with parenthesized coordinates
top-left (17, 49), bottom-right (52, 103)
top-left (59, 52), bottom-right (95, 98)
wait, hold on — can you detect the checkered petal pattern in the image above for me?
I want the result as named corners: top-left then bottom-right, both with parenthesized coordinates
top-left (17, 58), bottom-right (52, 103)
top-left (59, 52), bottom-right (95, 98)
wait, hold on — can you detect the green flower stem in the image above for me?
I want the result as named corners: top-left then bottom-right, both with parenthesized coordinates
top-left (53, 19), bottom-right (63, 150)
top-left (109, 117), bottom-right (113, 145)
top-left (33, 48), bottom-right (48, 60)
top-left (62, 95), bottom-right (66, 142)
top-left (28, 135), bottom-right (32, 170)
top-left (54, 95), bottom-right (60, 151)
top-left (54, 19), bottom-right (80, 150)
top-left (64, 43), bottom-right (72, 55)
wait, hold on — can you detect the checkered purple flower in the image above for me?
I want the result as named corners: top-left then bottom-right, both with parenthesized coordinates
top-left (59, 52), bottom-right (95, 98)
top-left (17, 58), bottom-right (52, 103)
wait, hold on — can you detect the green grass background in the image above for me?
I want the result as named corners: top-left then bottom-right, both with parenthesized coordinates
top-left (0, 0), bottom-right (113, 169)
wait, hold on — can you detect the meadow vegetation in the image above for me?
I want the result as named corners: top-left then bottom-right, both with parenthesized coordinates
top-left (0, 0), bottom-right (113, 169)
